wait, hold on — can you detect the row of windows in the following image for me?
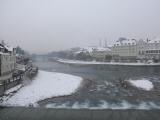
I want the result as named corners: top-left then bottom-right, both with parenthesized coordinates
top-left (114, 43), bottom-right (136, 46)
top-left (146, 50), bottom-right (160, 54)
top-left (1, 63), bottom-right (15, 74)
top-left (1, 55), bottom-right (15, 61)
top-left (113, 50), bottom-right (160, 55)
top-left (114, 43), bottom-right (160, 47)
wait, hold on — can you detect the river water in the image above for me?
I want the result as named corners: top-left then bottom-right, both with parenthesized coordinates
top-left (34, 57), bottom-right (160, 109)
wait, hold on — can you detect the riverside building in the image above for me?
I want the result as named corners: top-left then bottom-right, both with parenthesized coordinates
top-left (111, 38), bottom-right (160, 62)
top-left (0, 42), bottom-right (16, 84)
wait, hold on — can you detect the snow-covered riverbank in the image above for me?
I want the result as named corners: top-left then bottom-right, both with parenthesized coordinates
top-left (58, 59), bottom-right (160, 66)
top-left (1, 70), bottom-right (83, 107)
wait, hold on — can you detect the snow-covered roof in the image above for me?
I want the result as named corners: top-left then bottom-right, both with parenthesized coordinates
top-left (0, 52), bottom-right (10, 55)
top-left (83, 47), bottom-right (95, 53)
top-left (115, 39), bottom-right (137, 46)
top-left (0, 42), bottom-right (14, 52)
top-left (5, 45), bottom-right (13, 52)
top-left (94, 47), bottom-right (111, 52)
top-left (75, 46), bottom-right (110, 53)
top-left (74, 50), bottom-right (84, 54)
top-left (115, 41), bottom-right (121, 46)
top-left (147, 38), bottom-right (160, 43)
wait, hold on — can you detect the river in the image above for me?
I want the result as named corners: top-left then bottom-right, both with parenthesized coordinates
top-left (33, 57), bottom-right (160, 109)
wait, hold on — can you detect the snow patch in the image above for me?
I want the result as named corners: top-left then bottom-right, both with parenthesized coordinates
top-left (1, 70), bottom-right (83, 107)
top-left (128, 79), bottom-right (153, 91)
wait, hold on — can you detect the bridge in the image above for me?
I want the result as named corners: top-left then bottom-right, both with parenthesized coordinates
top-left (0, 107), bottom-right (160, 120)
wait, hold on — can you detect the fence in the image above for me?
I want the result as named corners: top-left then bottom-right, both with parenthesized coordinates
top-left (0, 77), bottom-right (22, 97)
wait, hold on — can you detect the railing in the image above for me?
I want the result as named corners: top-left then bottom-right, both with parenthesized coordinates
top-left (0, 75), bottom-right (23, 97)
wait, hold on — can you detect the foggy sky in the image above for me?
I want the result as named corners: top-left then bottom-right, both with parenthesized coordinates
top-left (0, 0), bottom-right (160, 54)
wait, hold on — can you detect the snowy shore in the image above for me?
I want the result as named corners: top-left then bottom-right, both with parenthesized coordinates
top-left (1, 70), bottom-right (83, 107)
top-left (57, 59), bottom-right (160, 66)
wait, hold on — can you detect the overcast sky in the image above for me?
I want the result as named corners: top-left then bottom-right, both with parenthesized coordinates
top-left (0, 0), bottom-right (160, 53)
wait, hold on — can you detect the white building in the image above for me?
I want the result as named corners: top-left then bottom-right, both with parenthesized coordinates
top-left (111, 38), bottom-right (160, 62)
top-left (142, 38), bottom-right (160, 60)
top-left (0, 43), bottom-right (16, 84)
top-left (111, 39), bottom-right (137, 60)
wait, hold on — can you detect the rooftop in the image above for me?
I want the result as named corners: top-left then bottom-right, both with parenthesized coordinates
top-left (147, 38), bottom-right (160, 43)
top-left (115, 39), bottom-right (137, 46)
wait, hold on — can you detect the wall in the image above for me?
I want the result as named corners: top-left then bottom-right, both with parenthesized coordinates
top-left (0, 53), bottom-right (16, 81)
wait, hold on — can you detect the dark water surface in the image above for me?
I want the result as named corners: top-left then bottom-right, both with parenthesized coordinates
top-left (33, 57), bottom-right (160, 109)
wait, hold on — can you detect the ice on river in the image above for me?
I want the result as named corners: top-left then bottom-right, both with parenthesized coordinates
top-left (128, 79), bottom-right (153, 91)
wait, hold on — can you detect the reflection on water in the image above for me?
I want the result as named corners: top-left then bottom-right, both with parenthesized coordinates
top-left (34, 57), bottom-right (160, 108)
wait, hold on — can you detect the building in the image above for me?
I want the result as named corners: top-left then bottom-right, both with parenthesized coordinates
top-left (70, 46), bottom-right (112, 61)
top-left (142, 38), bottom-right (160, 61)
top-left (111, 38), bottom-right (138, 61)
top-left (111, 38), bottom-right (160, 62)
top-left (91, 47), bottom-right (111, 61)
top-left (66, 38), bottom-right (160, 63)
top-left (0, 42), bottom-right (16, 84)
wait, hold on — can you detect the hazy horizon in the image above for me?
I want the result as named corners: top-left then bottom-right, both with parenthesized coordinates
top-left (0, 0), bottom-right (160, 54)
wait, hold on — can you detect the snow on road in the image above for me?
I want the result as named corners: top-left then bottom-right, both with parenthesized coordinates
top-left (1, 70), bottom-right (83, 107)
top-left (128, 79), bottom-right (154, 91)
